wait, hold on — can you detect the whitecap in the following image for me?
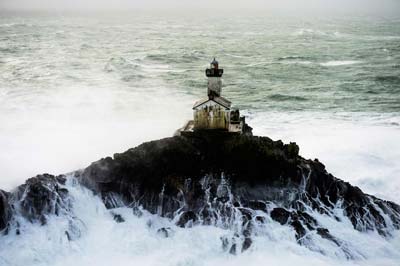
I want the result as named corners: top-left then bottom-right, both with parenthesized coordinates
top-left (293, 28), bottom-right (331, 37)
top-left (320, 61), bottom-right (362, 67)
top-left (0, 23), bottom-right (32, 28)
top-left (293, 28), bottom-right (316, 36)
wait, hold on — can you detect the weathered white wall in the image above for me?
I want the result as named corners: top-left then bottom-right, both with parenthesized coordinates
top-left (193, 101), bottom-right (229, 130)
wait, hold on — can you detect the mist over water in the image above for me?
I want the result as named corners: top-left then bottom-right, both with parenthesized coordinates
top-left (0, 10), bottom-right (400, 266)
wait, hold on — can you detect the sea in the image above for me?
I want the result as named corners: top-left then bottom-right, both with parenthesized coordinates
top-left (0, 10), bottom-right (399, 266)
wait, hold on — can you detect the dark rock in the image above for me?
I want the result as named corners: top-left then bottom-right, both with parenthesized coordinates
top-left (103, 192), bottom-right (125, 209)
top-left (221, 236), bottom-right (230, 251)
top-left (229, 243), bottom-right (237, 255)
top-left (242, 237), bottom-right (252, 252)
top-left (316, 228), bottom-right (342, 247)
top-left (255, 215), bottom-right (266, 223)
top-left (271, 208), bottom-right (320, 240)
top-left (232, 201), bottom-right (240, 207)
top-left (132, 206), bottom-right (143, 217)
top-left (200, 207), bottom-right (217, 225)
top-left (295, 211), bottom-right (317, 230)
top-left (65, 231), bottom-right (72, 241)
top-left (0, 190), bottom-right (11, 232)
top-left (242, 122), bottom-right (253, 136)
top-left (317, 228), bottom-right (333, 241)
top-left (80, 134), bottom-right (300, 217)
top-left (270, 208), bottom-right (291, 225)
top-left (290, 220), bottom-right (307, 239)
top-left (238, 208), bottom-right (253, 222)
top-left (176, 211), bottom-right (198, 227)
top-left (246, 200), bottom-right (267, 211)
top-left (284, 142), bottom-right (300, 158)
top-left (157, 227), bottom-right (173, 238)
top-left (0, 174), bottom-right (73, 237)
top-left (78, 133), bottom-right (400, 239)
top-left (12, 174), bottom-right (70, 224)
top-left (242, 228), bottom-right (251, 237)
top-left (112, 213), bottom-right (125, 223)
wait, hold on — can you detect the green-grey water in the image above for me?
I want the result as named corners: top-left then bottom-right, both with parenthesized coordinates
top-left (1, 13), bottom-right (400, 114)
top-left (1, 10), bottom-right (400, 266)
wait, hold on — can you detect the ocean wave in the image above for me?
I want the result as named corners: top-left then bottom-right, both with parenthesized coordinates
top-left (0, 23), bottom-right (33, 28)
top-left (294, 28), bottom-right (321, 36)
top-left (374, 75), bottom-right (400, 83)
top-left (277, 56), bottom-right (312, 61)
top-left (276, 56), bottom-right (315, 66)
top-left (225, 53), bottom-right (248, 58)
top-left (245, 61), bottom-right (271, 67)
top-left (359, 35), bottom-right (400, 41)
top-left (320, 61), bottom-right (362, 67)
top-left (268, 94), bottom-right (308, 102)
top-left (1, 172), bottom-right (399, 266)
top-left (144, 54), bottom-right (166, 61)
top-left (121, 73), bottom-right (146, 81)
top-left (104, 57), bottom-right (141, 72)
top-left (280, 60), bottom-right (313, 66)
top-left (293, 28), bottom-right (342, 38)
top-left (144, 53), bottom-right (202, 64)
top-left (79, 43), bottom-right (93, 50)
top-left (0, 47), bottom-right (18, 54)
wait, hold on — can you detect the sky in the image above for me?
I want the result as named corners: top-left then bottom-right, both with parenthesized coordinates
top-left (1, 0), bottom-right (400, 15)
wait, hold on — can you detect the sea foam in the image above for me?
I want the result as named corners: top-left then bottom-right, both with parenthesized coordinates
top-left (0, 176), bottom-right (399, 266)
top-left (320, 61), bottom-right (362, 67)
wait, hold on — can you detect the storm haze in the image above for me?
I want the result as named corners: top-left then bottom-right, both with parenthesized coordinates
top-left (1, 0), bottom-right (400, 15)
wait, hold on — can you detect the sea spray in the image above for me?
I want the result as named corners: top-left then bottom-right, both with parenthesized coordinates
top-left (1, 175), bottom-right (400, 266)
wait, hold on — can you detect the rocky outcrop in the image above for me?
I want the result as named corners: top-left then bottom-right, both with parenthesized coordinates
top-left (1, 132), bottom-right (399, 254)
top-left (81, 133), bottom-right (299, 206)
top-left (0, 190), bottom-right (11, 231)
top-left (299, 159), bottom-right (400, 236)
top-left (79, 133), bottom-right (400, 244)
top-left (14, 174), bottom-right (70, 224)
top-left (0, 174), bottom-right (70, 233)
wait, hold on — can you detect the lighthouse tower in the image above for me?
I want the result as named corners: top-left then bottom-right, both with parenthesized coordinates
top-left (190, 58), bottom-right (231, 130)
top-left (206, 58), bottom-right (224, 98)
top-left (177, 59), bottom-right (249, 136)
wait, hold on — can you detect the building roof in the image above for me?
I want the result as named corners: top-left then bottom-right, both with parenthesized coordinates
top-left (193, 96), bottom-right (232, 110)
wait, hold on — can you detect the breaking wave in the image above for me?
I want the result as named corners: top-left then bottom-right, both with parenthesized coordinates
top-left (0, 176), bottom-right (399, 266)
top-left (293, 29), bottom-right (343, 38)
top-left (0, 23), bottom-right (33, 28)
top-left (268, 94), bottom-right (308, 102)
top-left (320, 61), bottom-right (362, 67)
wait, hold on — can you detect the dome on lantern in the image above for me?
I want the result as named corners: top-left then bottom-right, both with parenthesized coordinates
top-left (210, 58), bottom-right (219, 69)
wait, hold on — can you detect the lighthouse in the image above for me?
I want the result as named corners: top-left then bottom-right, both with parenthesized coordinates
top-left (177, 59), bottom-right (248, 135)
top-left (206, 58), bottom-right (223, 98)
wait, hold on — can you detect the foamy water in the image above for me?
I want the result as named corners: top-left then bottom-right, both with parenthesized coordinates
top-left (248, 111), bottom-right (400, 203)
top-left (320, 60), bottom-right (361, 66)
top-left (1, 176), bottom-right (399, 266)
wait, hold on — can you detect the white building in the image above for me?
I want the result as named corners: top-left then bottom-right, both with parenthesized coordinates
top-left (179, 59), bottom-right (244, 134)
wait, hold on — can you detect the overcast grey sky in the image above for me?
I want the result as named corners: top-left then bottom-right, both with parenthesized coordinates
top-left (1, 0), bottom-right (400, 14)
